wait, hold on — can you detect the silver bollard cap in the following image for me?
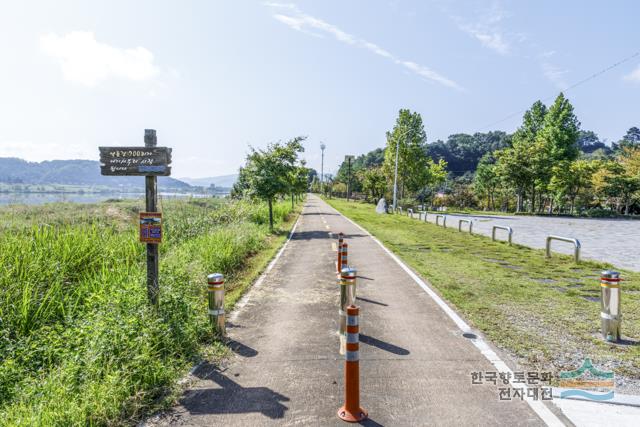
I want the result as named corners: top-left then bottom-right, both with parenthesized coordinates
top-left (341, 267), bottom-right (357, 278)
top-left (208, 273), bottom-right (224, 284)
top-left (601, 270), bottom-right (620, 280)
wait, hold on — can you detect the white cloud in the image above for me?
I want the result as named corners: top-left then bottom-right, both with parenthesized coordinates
top-left (265, 3), bottom-right (463, 91)
top-left (454, 2), bottom-right (510, 55)
top-left (624, 64), bottom-right (640, 83)
top-left (459, 24), bottom-right (509, 55)
top-left (541, 62), bottom-right (569, 90)
top-left (40, 31), bottom-right (159, 86)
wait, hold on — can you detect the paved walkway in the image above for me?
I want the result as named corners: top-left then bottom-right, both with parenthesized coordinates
top-left (419, 212), bottom-right (640, 271)
top-left (149, 195), bottom-right (569, 426)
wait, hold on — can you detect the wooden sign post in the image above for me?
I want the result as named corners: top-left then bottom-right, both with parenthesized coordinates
top-left (99, 129), bottom-right (172, 307)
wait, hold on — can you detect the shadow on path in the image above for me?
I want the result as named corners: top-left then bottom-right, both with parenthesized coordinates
top-left (227, 339), bottom-right (258, 357)
top-left (359, 418), bottom-right (385, 426)
top-left (356, 296), bottom-right (388, 307)
top-left (359, 334), bottom-right (410, 356)
top-left (182, 364), bottom-right (289, 419)
top-left (291, 230), bottom-right (331, 240)
top-left (302, 212), bottom-right (339, 216)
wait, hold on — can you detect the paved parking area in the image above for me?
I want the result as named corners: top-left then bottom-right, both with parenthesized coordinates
top-left (421, 213), bottom-right (639, 271)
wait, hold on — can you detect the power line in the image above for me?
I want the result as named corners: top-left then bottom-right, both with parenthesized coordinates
top-left (479, 50), bottom-right (640, 131)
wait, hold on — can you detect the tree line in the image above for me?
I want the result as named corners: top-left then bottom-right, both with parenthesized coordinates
top-left (231, 137), bottom-right (309, 229)
top-left (314, 94), bottom-right (640, 216)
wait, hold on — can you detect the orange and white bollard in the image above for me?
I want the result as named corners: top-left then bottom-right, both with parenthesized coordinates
top-left (341, 242), bottom-right (348, 272)
top-left (339, 267), bottom-right (357, 354)
top-left (338, 305), bottom-right (367, 423)
top-left (337, 232), bottom-right (344, 273)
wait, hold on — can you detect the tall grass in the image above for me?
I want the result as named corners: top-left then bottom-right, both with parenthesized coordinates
top-left (0, 197), bottom-right (298, 426)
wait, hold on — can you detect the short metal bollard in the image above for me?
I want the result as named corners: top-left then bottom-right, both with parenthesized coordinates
top-left (492, 225), bottom-right (513, 245)
top-left (407, 208), bottom-right (413, 218)
top-left (600, 271), bottom-right (622, 342)
top-left (435, 214), bottom-right (446, 227)
top-left (546, 235), bottom-right (581, 263)
top-left (458, 218), bottom-right (473, 234)
top-left (207, 273), bottom-right (225, 337)
top-left (339, 267), bottom-right (357, 340)
top-left (337, 232), bottom-right (344, 273)
top-left (337, 305), bottom-right (367, 423)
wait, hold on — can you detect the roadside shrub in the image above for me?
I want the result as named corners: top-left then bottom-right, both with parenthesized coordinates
top-left (0, 197), bottom-right (296, 425)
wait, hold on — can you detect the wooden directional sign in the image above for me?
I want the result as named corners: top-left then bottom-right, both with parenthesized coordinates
top-left (99, 146), bottom-right (172, 176)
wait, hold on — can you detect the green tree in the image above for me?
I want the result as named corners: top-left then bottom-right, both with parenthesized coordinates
top-left (577, 130), bottom-right (609, 154)
top-left (241, 137), bottom-right (305, 230)
top-left (592, 158), bottom-right (640, 215)
top-left (291, 163), bottom-right (310, 207)
top-left (474, 154), bottom-right (499, 210)
top-left (382, 109), bottom-right (429, 198)
top-left (536, 93), bottom-right (580, 212)
top-left (334, 148), bottom-right (385, 193)
top-left (615, 126), bottom-right (640, 150)
top-left (549, 159), bottom-right (596, 214)
top-left (538, 93), bottom-right (580, 162)
top-left (426, 131), bottom-right (510, 175)
top-left (358, 166), bottom-right (387, 202)
top-left (497, 100), bottom-right (547, 212)
top-left (426, 158), bottom-right (448, 189)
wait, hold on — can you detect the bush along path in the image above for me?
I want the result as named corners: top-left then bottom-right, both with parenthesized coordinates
top-left (325, 197), bottom-right (640, 396)
top-left (0, 197), bottom-right (302, 426)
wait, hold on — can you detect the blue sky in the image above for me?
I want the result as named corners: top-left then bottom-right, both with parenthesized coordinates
top-left (0, 1), bottom-right (638, 178)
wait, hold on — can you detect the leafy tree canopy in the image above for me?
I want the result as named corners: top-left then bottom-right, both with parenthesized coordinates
top-left (426, 131), bottom-right (510, 175)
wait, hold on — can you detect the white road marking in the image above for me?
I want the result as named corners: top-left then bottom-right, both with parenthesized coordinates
top-left (333, 205), bottom-right (565, 427)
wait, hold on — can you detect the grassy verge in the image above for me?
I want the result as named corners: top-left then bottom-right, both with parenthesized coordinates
top-left (0, 196), bottom-right (302, 426)
top-left (325, 198), bottom-right (640, 391)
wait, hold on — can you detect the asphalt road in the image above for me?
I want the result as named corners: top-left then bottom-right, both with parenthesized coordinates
top-left (413, 212), bottom-right (639, 272)
top-left (149, 195), bottom-right (569, 426)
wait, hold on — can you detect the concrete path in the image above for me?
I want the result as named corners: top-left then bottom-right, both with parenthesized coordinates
top-left (150, 195), bottom-right (569, 426)
top-left (419, 212), bottom-right (640, 271)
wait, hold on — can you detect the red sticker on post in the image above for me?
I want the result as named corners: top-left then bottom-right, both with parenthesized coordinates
top-left (140, 212), bottom-right (162, 244)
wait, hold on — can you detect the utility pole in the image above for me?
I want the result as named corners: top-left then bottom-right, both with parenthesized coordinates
top-left (345, 155), bottom-right (354, 202)
top-left (320, 142), bottom-right (326, 194)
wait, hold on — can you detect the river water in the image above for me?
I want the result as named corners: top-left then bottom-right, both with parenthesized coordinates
top-left (0, 192), bottom-right (216, 206)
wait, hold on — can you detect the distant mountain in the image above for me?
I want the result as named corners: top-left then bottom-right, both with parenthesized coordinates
top-left (179, 174), bottom-right (238, 188)
top-left (0, 158), bottom-right (192, 190)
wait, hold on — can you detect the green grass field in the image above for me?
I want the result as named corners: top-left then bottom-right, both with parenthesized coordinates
top-left (0, 197), bottom-right (301, 426)
top-left (326, 198), bottom-right (640, 389)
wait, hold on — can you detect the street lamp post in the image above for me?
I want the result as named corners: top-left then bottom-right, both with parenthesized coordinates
top-left (345, 155), bottom-right (354, 202)
top-left (392, 128), bottom-right (412, 212)
top-left (320, 143), bottom-right (326, 194)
